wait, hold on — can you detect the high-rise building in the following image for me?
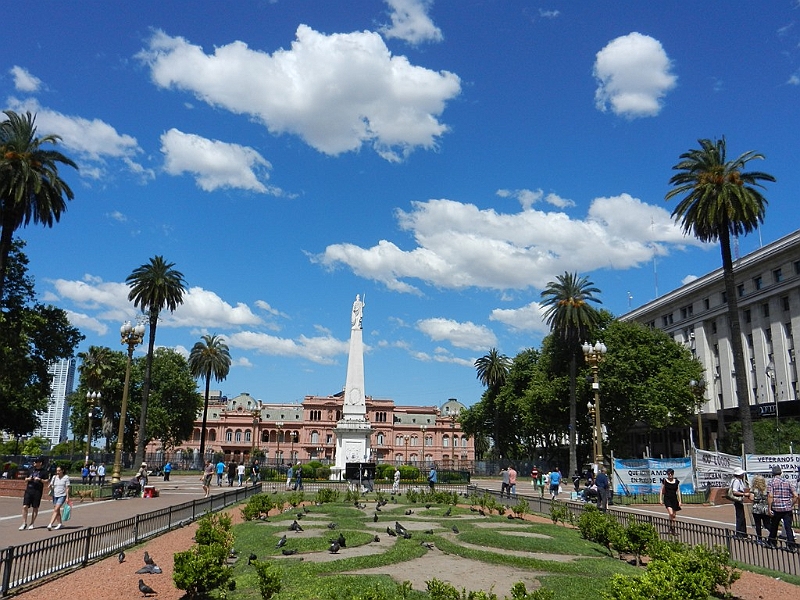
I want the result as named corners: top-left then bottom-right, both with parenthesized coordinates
top-left (34, 358), bottom-right (76, 446)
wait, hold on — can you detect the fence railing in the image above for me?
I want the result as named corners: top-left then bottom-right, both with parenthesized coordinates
top-left (471, 485), bottom-right (800, 577)
top-left (0, 483), bottom-right (262, 597)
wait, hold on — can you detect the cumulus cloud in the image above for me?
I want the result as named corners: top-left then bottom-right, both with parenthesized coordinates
top-left (416, 317), bottom-right (497, 350)
top-left (226, 330), bottom-right (348, 365)
top-left (381, 0), bottom-right (444, 44)
top-left (313, 193), bottom-right (702, 294)
top-left (6, 97), bottom-right (151, 178)
top-left (138, 27), bottom-right (460, 161)
top-left (593, 32), bottom-right (677, 118)
top-left (10, 66), bottom-right (42, 92)
top-left (160, 128), bottom-right (277, 193)
top-left (65, 311), bottom-right (108, 336)
top-left (489, 302), bottom-right (550, 334)
top-left (496, 188), bottom-right (575, 210)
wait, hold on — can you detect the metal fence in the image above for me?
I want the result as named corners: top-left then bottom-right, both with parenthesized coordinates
top-left (473, 485), bottom-right (800, 578)
top-left (0, 483), bottom-right (262, 597)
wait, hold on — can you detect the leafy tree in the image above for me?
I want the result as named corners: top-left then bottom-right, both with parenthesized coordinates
top-left (0, 111), bottom-right (78, 300)
top-left (541, 271), bottom-right (602, 475)
top-left (474, 348), bottom-right (511, 457)
top-left (188, 334), bottom-right (232, 460)
top-left (77, 345), bottom-right (123, 444)
top-left (0, 240), bottom-right (83, 440)
top-left (720, 417), bottom-right (800, 455)
top-left (126, 255), bottom-right (186, 465)
top-left (666, 137), bottom-right (775, 453)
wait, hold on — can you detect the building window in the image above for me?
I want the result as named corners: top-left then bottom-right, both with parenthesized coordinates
top-left (377, 433), bottom-right (384, 445)
top-left (744, 309), bottom-right (751, 324)
top-left (662, 314), bottom-right (673, 326)
top-left (261, 431), bottom-right (268, 443)
top-left (721, 291), bottom-right (727, 303)
top-left (765, 328), bottom-right (773, 344)
top-left (753, 276), bottom-right (763, 291)
top-left (711, 320), bottom-right (717, 334)
top-left (209, 430), bottom-right (216, 441)
top-left (762, 303), bottom-right (770, 318)
top-left (309, 410), bottom-right (321, 421)
top-left (782, 296), bottom-right (790, 312)
top-left (703, 297), bottom-right (710, 310)
top-left (737, 284), bottom-right (745, 297)
top-left (747, 333), bottom-right (754, 348)
top-left (795, 260), bottom-right (800, 275)
top-left (235, 430), bottom-right (242, 442)
top-left (225, 429), bottom-right (233, 442)
top-left (443, 435), bottom-right (450, 447)
top-left (680, 305), bottom-right (693, 319)
top-left (311, 431), bottom-right (319, 444)
top-left (245, 430), bottom-right (251, 442)
top-left (773, 268), bottom-right (783, 283)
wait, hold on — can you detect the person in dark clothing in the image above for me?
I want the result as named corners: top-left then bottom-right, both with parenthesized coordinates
top-left (659, 468), bottom-right (682, 533)
top-left (595, 466), bottom-right (611, 513)
top-left (20, 458), bottom-right (45, 530)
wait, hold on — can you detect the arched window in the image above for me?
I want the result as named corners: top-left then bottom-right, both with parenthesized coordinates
top-left (261, 430), bottom-right (269, 443)
top-left (225, 429), bottom-right (233, 442)
top-left (443, 435), bottom-right (450, 447)
top-left (395, 435), bottom-right (404, 446)
top-left (235, 430), bottom-right (242, 442)
top-left (411, 435), bottom-right (418, 446)
top-left (311, 431), bottom-right (319, 444)
top-left (245, 430), bottom-right (251, 442)
top-left (462, 437), bottom-right (468, 448)
top-left (208, 430), bottom-right (216, 441)
top-left (193, 428), bottom-right (201, 442)
top-left (377, 433), bottom-right (384, 445)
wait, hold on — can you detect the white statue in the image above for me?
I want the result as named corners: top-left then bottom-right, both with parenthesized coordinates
top-left (351, 294), bottom-right (365, 330)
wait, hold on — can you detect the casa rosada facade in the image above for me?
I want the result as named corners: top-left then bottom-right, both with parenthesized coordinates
top-left (149, 392), bottom-right (473, 468)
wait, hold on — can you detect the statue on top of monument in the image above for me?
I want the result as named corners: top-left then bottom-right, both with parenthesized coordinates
top-left (351, 294), bottom-right (365, 330)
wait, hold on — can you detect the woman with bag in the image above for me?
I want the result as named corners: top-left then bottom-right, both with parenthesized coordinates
top-left (748, 475), bottom-right (770, 544)
top-left (46, 466), bottom-right (70, 531)
top-left (729, 468), bottom-right (748, 538)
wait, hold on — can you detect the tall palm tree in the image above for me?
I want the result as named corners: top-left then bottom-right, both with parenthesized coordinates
top-left (0, 110), bottom-right (77, 299)
top-left (126, 255), bottom-right (186, 465)
top-left (475, 348), bottom-right (511, 458)
top-left (666, 137), bottom-right (775, 454)
top-left (541, 272), bottom-right (602, 476)
top-left (188, 334), bottom-right (232, 461)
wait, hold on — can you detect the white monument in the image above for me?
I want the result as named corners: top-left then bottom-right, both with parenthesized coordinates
top-left (332, 294), bottom-right (373, 479)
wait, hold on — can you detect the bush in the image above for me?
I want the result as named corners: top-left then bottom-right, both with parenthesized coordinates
top-left (173, 542), bottom-right (232, 598)
top-left (241, 493), bottom-right (275, 521)
top-left (577, 505), bottom-right (622, 555)
top-left (253, 559), bottom-right (282, 600)
top-left (194, 512), bottom-right (234, 548)
top-left (549, 503), bottom-right (574, 526)
top-left (510, 582), bottom-right (555, 600)
top-left (315, 487), bottom-right (340, 504)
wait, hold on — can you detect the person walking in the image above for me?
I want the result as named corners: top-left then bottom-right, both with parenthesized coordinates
top-left (530, 466), bottom-right (539, 489)
top-left (227, 461), bottom-right (235, 486)
top-left (729, 467), bottom-right (748, 538)
top-left (286, 464), bottom-right (294, 490)
top-left (162, 461), bottom-right (171, 482)
top-left (499, 466), bottom-right (510, 498)
top-left (766, 465), bottom-right (798, 550)
top-left (748, 475), bottom-right (770, 544)
top-left (508, 465), bottom-right (517, 497)
top-left (549, 467), bottom-right (561, 499)
top-left (251, 460), bottom-right (261, 483)
top-left (20, 458), bottom-right (45, 530)
top-left (596, 466), bottom-right (611, 513)
top-left (215, 459), bottom-right (225, 486)
top-left (201, 460), bottom-right (213, 498)
top-left (46, 466), bottom-right (70, 531)
top-left (658, 468), bottom-right (681, 533)
top-left (295, 463), bottom-right (303, 490)
top-left (427, 466), bottom-right (437, 492)
top-left (236, 462), bottom-right (245, 486)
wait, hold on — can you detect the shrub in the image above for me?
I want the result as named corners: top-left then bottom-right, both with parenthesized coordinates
top-left (253, 559), bottom-right (282, 600)
top-left (194, 512), bottom-right (234, 549)
top-left (315, 487), bottom-right (340, 504)
top-left (577, 505), bottom-right (621, 555)
top-left (287, 490), bottom-right (305, 507)
top-left (426, 578), bottom-right (461, 600)
top-left (549, 503), bottom-right (573, 526)
top-left (510, 582), bottom-right (555, 600)
top-left (512, 498), bottom-right (530, 519)
top-left (241, 493), bottom-right (275, 521)
top-left (173, 542), bottom-right (232, 598)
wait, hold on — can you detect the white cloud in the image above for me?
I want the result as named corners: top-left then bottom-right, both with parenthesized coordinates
top-left (314, 193), bottom-right (703, 293)
top-left (107, 211), bottom-right (128, 222)
top-left (226, 330), bottom-right (347, 365)
top-left (381, 0), bottom-right (444, 44)
top-left (681, 274), bottom-right (699, 285)
top-left (593, 32), bottom-right (677, 118)
top-left (539, 9), bottom-right (560, 18)
top-left (496, 188), bottom-right (575, 210)
top-left (65, 311), bottom-right (108, 336)
top-left (160, 128), bottom-right (277, 194)
top-left (416, 317), bottom-right (497, 350)
top-left (138, 27), bottom-right (460, 162)
top-left (5, 97), bottom-right (152, 178)
top-left (787, 70), bottom-right (800, 85)
top-left (489, 302), bottom-right (550, 334)
top-left (10, 66), bottom-right (42, 92)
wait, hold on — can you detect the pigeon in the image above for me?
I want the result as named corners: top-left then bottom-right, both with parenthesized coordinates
top-left (425, 504), bottom-right (432, 509)
top-left (478, 509), bottom-right (486, 516)
top-left (327, 522), bottom-right (337, 529)
top-left (469, 507), bottom-right (477, 512)
top-left (402, 531), bottom-right (412, 539)
top-left (373, 513), bottom-right (379, 522)
top-left (296, 513), bottom-right (304, 519)
top-left (289, 520), bottom-right (303, 532)
top-left (248, 553), bottom-right (258, 565)
top-left (281, 548), bottom-right (298, 556)
top-left (337, 533), bottom-right (346, 548)
top-left (138, 579), bottom-right (157, 597)
top-left (375, 505), bottom-right (381, 512)
top-left (404, 509), bottom-right (413, 515)
top-left (452, 525), bottom-right (459, 534)
top-left (118, 550), bottom-right (125, 563)
top-left (387, 527), bottom-right (397, 537)
top-left (443, 507), bottom-right (452, 516)
top-left (303, 506), bottom-right (310, 514)
top-left (395, 521), bottom-right (407, 535)
top-left (372, 535), bottom-right (380, 543)
top-left (421, 541), bottom-right (435, 550)
top-left (143, 551), bottom-right (155, 566)
top-left (276, 534), bottom-right (287, 548)
top-left (424, 529), bottom-right (434, 535)
top-left (328, 541), bottom-right (340, 554)
top-left (136, 565), bottom-right (163, 574)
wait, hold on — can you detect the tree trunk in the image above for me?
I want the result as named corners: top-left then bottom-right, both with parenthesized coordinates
top-left (719, 232), bottom-right (756, 453)
top-left (199, 373), bottom-right (211, 461)
top-left (134, 313), bottom-right (158, 466)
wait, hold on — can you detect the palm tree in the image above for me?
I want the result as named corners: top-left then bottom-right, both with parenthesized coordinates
top-left (541, 272), bottom-right (602, 476)
top-left (188, 334), bottom-right (232, 461)
top-left (0, 110), bottom-right (77, 299)
top-left (77, 345), bottom-right (117, 446)
top-left (666, 137), bottom-right (775, 454)
top-left (475, 348), bottom-right (511, 458)
top-left (126, 256), bottom-right (186, 465)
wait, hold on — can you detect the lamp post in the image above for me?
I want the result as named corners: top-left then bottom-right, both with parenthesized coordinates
top-left (111, 321), bottom-right (145, 483)
top-left (766, 361), bottom-right (778, 450)
top-left (85, 391), bottom-right (101, 464)
top-left (275, 421), bottom-right (284, 466)
top-left (420, 425), bottom-right (427, 464)
top-left (689, 379), bottom-right (706, 450)
top-left (582, 340), bottom-right (607, 468)
top-left (404, 435), bottom-right (409, 464)
top-left (252, 410), bottom-right (260, 452)
top-left (290, 431), bottom-right (297, 462)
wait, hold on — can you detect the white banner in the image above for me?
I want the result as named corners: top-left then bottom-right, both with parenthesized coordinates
top-left (694, 449), bottom-right (743, 489)
top-left (744, 454), bottom-right (800, 483)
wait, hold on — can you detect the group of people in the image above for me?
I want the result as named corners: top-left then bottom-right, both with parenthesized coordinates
top-left (526, 465), bottom-right (610, 510)
top-left (499, 465), bottom-right (518, 498)
top-left (285, 463), bottom-right (304, 491)
top-left (728, 465), bottom-right (798, 549)
top-left (79, 461), bottom-right (106, 485)
top-left (19, 458), bottom-right (73, 532)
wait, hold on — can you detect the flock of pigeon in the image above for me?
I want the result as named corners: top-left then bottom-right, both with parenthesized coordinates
top-left (115, 550), bottom-right (161, 597)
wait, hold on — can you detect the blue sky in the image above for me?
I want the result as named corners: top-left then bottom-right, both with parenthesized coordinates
top-left (4, 1), bottom-right (800, 409)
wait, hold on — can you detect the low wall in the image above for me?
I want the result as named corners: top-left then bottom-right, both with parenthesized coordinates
top-left (0, 479), bottom-right (27, 498)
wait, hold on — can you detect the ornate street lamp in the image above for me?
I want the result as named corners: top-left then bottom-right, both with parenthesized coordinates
top-left (252, 410), bottom-right (261, 452)
top-left (290, 431), bottom-right (298, 462)
top-left (111, 321), bottom-right (146, 483)
top-left (275, 421), bottom-right (284, 465)
top-left (582, 340), bottom-right (607, 468)
top-left (85, 391), bottom-right (101, 465)
top-left (689, 379), bottom-right (706, 450)
top-left (404, 435), bottom-right (409, 464)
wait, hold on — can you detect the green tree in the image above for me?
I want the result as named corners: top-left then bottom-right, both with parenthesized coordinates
top-left (0, 240), bottom-right (83, 440)
top-left (188, 334), bottom-right (232, 461)
top-left (541, 271), bottom-right (602, 475)
top-left (77, 345), bottom-right (121, 444)
top-left (126, 255), bottom-right (186, 466)
top-left (0, 111), bottom-right (78, 300)
top-left (666, 137), bottom-right (775, 454)
top-left (474, 348), bottom-right (511, 458)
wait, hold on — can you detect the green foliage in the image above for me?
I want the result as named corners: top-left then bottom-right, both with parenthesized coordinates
top-left (253, 560), bottom-right (282, 600)
top-left (173, 542), bottom-right (232, 598)
top-left (549, 503), bottom-right (574, 526)
top-left (194, 512), bottom-right (234, 548)
top-left (577, 505), bottom-right (623, 555)
top-left (287, 490), bottom-right (305, 507)
top-left (426, 578), bottom-right (462, 600)
top-left (510, 582), bottom-right (555, 600)
top-left (315, 487), bottom-right (340, 504)
top-left (720, 417), bottom-right (800, 455)
top-left (512, 497), bottom-right (530, 518)
top-left (602, 543), bottom-right (740, 600)
top-left (241, 493), bottom-right (275, 521)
